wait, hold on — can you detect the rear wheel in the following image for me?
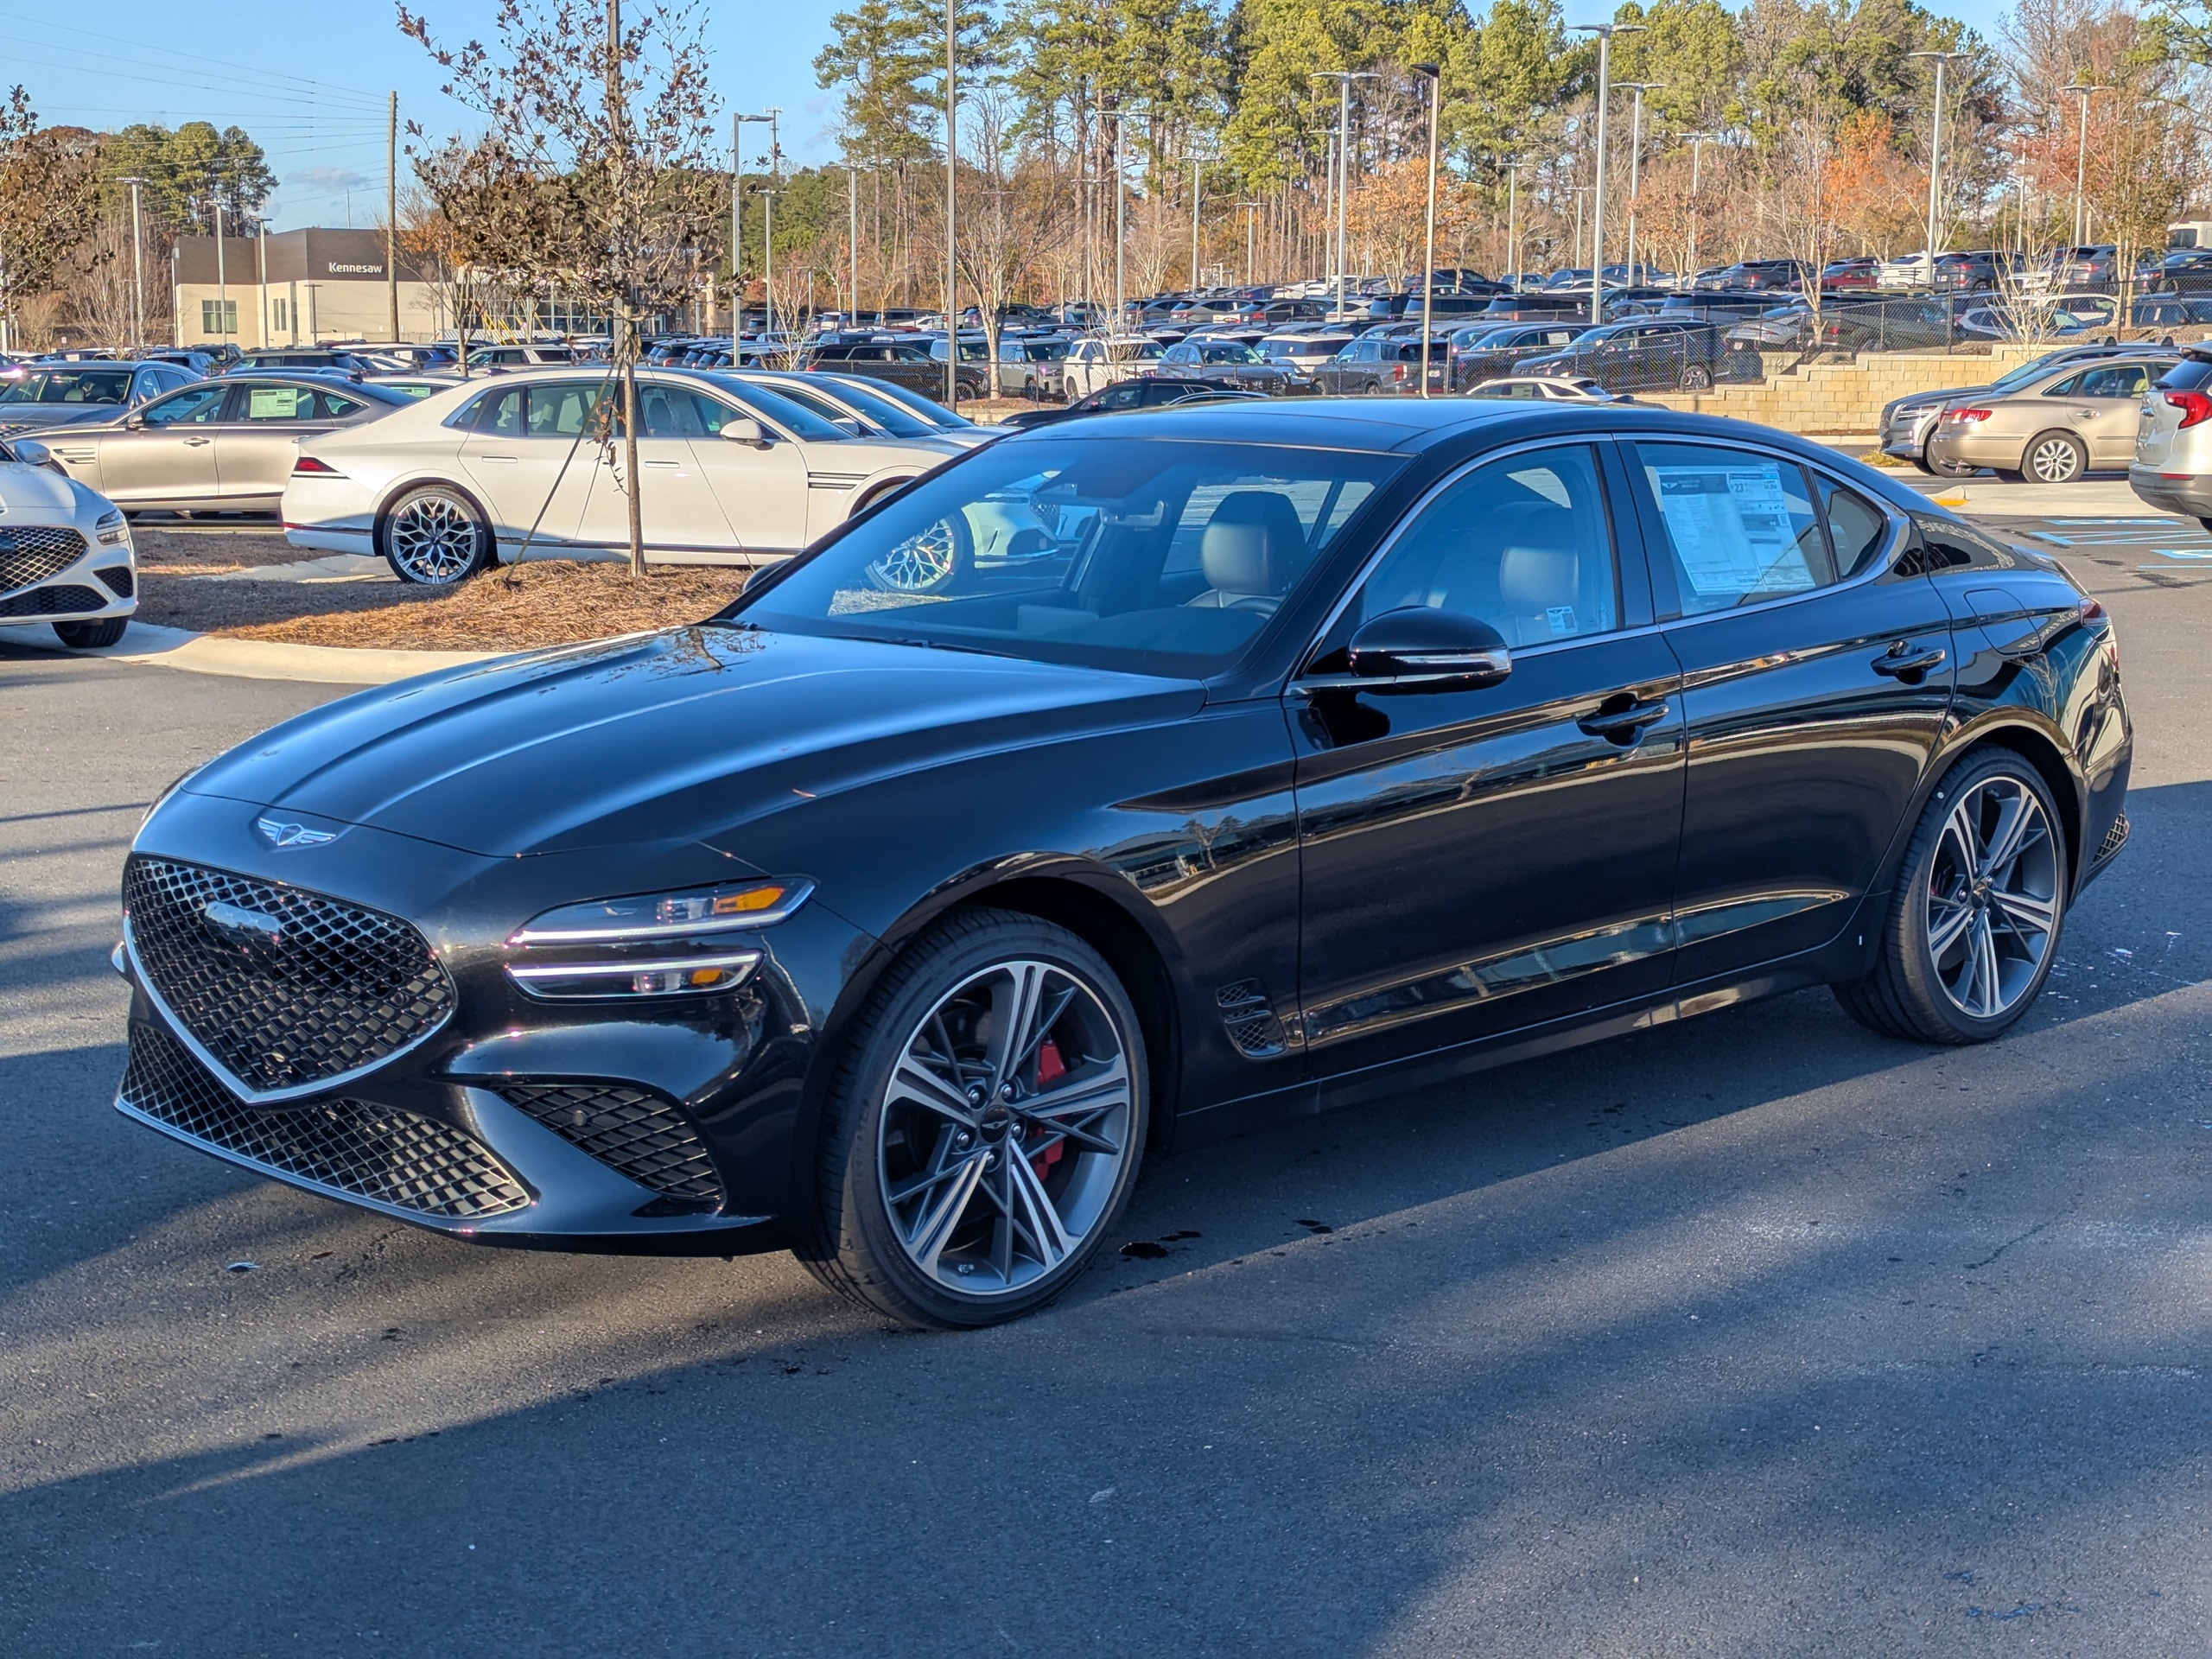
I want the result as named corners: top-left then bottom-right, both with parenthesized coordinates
top-left (2024, 429), bottom-right (2088, 485)
top-left (1681, 364), bottom-right (1714, 391)
top-left (798, 908), bottom-right (1148, 1328)
top-left (53, 616), bottom-right (127, 649)
top-left (1834, 748), bottom-right (2066, 1044)
top-left (862, 505), bottom-right (971, 594)
top-left (381, 485), bottom-right (493, 585)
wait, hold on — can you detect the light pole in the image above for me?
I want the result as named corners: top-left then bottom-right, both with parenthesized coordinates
top-left (118, 176), bottom-right (148, 346)
top-left (213, 200), bottom-right (227, 348)
top-left (2063, 80), bottom-right (2107, 250)
top-left (944, 0), bottom-right (960, 407)
top-left (1101, 109), bottom-right (1140, 339)
top-left (1312, 71), bottom-right (1379, 321)
top-left (1414, 63), bottom-right (1441, 397)
top-left (1238, 200), bottom-right (1262, 283)
top-left (1498, 156), bottom-right (1528, 286)
top-left (1681, 130), bottom-right (1723, 289)
top-left (733, 111), bottom-right (777, 334)
top-left (1614, 81), bottom-right (1664, 282)
top-left (755, 187), bottom-right (779, 344)
top-left (1573, 185), bottom-right (1592, 269)
top-left (1910, 50), bottom-right (1969, 286)
top-left (1571, 22), bottom-right (1642, 324)
top-left (1189, 152), bottom-right (1212, 289)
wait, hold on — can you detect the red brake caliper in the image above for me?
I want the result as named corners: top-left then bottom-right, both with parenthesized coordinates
top-left (1029, 1038), bottom-right (1067, 1181)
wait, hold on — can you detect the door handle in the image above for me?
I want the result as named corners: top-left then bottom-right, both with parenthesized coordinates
top-left (643, 459), bottom-right (681, 469)
top-left (476, 453), bottom-right (518, 463)
top-left (1872, 645), bottom-right (1946, 678)
top-left (183, 436), bottom-right (212, 446)
top-left (1578, 700), bottom-right (1670, 741)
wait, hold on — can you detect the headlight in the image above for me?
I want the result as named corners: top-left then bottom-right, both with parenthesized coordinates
top-left (505, 950), bottom-right (761, 1001)
top-left (142, 763), bottom-right (203, 827)
top-left (509, 878), bottom-right (812, 944)
top-left (96, 508), bottom-right (129, 546)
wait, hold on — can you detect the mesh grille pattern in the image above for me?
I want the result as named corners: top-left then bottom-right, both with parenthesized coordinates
top-left (125, 856), bottom-right (454, 1095)
top-left (0, 583), bottom-right (102, 618)
top-left (2099, 810), bottom-right (2131, 861)
top-left (1215, 980), bottom-right (1287, 1059)
top-left (0, 526), bottom-right (88, 593)
top-left (94, 564), bottom-right (136, 598)
top-left (500, 1081), bottom-right (725, 1211)
top-left (122, 1021), bottom-right (530, 1219)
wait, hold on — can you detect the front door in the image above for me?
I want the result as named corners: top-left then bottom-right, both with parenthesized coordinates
top-left (457, 380), bottom-right (600, 552)
top-left (90, 383), bottom-right (228, 505)
top-left (1293, 441), bottom-right (1687, 1078)
top-left (575, 380), bottom-right (741, 557)
top-left (1624, 437), bottom-right (1955, 986)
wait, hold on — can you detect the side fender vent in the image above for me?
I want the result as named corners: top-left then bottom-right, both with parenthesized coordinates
top-left (1215, 980), bottom-right (1289, 1059)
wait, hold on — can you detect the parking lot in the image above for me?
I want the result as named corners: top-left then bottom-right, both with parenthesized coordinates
top-left (3, 501), bottom-right (2209, 1656)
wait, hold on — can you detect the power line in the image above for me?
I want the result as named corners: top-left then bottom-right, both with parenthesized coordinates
top-left (0, 11), bottom-right (389, 108)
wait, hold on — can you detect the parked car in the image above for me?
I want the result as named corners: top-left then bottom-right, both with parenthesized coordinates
top-left (805, 340), bottom-right (988, 403)
top-left (1928, 250), bottom-right (2011, 291)
top-left (2127, 294), bottom-right (2212, 331)
top-left (1448, 322), bottom-right (1592, 391)
top-left (282, 368), bottom-right (963, 583)
top-left (2129, 349), bottom-right (2212, 524)
top-left (1310, 334), bottom-right (1451, 395)
top-left (733, 371), bottom-right (997, 449)
top-left (814, 372), bottom-right (995, 446)
top-left (1820, 257), bottom-right (1881, 291)
top-left (1465, 374), bottom-right (1634, 402)
top-left (464, 342), bottom-right (582, 371)
top-left (995, 335), bottom-right (1073, 400)
top-left (1060, 336), bottom-right (1167, 398)
top-left (1957, 295), bottom-right (2118, 342)
top-left (1255, 330), bottom-right (1357, 375)
top-left (117, 399), bottom-right (2132, 1330)
top-left (28, 376), bottom-right (413, 514)
top-left (0, 436), bottom-right (135, 647)
top-left (1923, 354), bottom-right (2170, 483)
top-left (993, 377), bottom-right (1239, 429)
top-left (1512, 320), bottom-right (1760, 393)
top-left (1693, 259), bottom-right (1808, 292)
top-left (1878, 342), bottom-right (2172, 472)
top-left (1153, 339), bottom-right (1318, 395)
top-left (0, 360), bottom-right (201, 441)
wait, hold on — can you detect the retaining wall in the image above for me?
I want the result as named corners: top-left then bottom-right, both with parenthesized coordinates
top-left (1644, 345), bottom-right (2056, 433)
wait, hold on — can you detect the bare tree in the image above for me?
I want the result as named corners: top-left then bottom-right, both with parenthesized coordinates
top-left (401, 0), bottom-right (722, 576)
top-left (0, 90), bottom-right (101, 350)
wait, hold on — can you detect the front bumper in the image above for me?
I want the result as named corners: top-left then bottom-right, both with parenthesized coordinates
top-left (113, 797), bottom-right (866, 1249)
top-left (2126, 466), bottom-right (2212, 518)
top-left (0, 521), bottom-right (136, 627)
top-left (1880, 408), bottom-right (1942, 461)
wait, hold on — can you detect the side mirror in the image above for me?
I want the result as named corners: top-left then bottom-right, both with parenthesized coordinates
top-left (10, 437), bottom-right (57, 472)
top-left (719, 416), bottom-right (770, 447)
top-left (1342, 607), bottom-right (1511, 690)
top-left (124, 412), bottom-right (148, 431)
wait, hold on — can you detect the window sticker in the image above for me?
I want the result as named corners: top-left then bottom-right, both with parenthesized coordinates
top-left (1650, 462), bottom-right (1811, 596)
top-left (1546, 605), bottom-right (1577, 637)
top-left (248, 386), bottom-right (304, 419)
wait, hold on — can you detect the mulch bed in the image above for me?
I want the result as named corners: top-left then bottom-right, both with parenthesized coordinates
top-left (135, 559), bottom-right (749, 652)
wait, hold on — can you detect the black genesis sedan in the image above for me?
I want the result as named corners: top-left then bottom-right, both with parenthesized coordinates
top-left (115, 402), bottom-right (2133, 1329)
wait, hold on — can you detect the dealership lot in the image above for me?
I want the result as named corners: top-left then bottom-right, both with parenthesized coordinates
top-left (3, 513), bottom-right (2208, 1656)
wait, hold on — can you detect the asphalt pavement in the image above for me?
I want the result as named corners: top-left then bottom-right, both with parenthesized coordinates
top-left (3, 512), bottom-right (2209, 1656)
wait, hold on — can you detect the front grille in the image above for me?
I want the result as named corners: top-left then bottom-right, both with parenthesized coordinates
top-left (94, 564), bottom-right (135, 598)
top-left (0, 526), bottom-right (87, 592)
top-left (121, 1021), bottom-right (530, 1220)
top-left (499, 1081), bottom-right (725, 1211)
top-left (124, 856), bottom-right (454, 1096)
top-left (2099, 809), bottom-right (2131, 862)
top-left (0, 583), bottom-right (102, 618)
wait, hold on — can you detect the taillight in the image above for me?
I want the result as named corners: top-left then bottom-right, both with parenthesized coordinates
top-left (1948, 408), bottom-right (1993, 423)
top-left (2164, 389), bottom-right (2212, 428)
top-left (2078, 596), bottom-right (2107, 623)
top-left (290, 455), bottom-right (341, 475)
top-left (1392, 364), bottom-right (1407, 382)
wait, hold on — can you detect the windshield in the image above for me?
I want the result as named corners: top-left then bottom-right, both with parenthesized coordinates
top-left (779, 374), bottom-right (937, 436)
top-left (1200, 346), bottom-right (1262, 364)
top-left (0, 369), bottom-right (134, 405)
top-left (731, 436), bottom-right (1405, 678)
top-left (836, 372), bottom-right (971, 429)
top-left (695, 373), bottom-right (854, 442)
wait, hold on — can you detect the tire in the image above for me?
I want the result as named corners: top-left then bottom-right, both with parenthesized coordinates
top-left (1910, 454), bottom-right (1938, 475)
top-left (1681, 364), bottom-right (1714, 391)
top-left (1834, 748), bottom-right (2067, 1045)
top-left (53, 616), bottom-right (127, 649)
top-left (798, 907), bottom-right (1150, 1329)
top-left (381, 484), bottom-right (493, 586)
top-left (1993, 468), bottom-right (2025, 483)
top-left (2023, 429), bottom-right (2088, 485)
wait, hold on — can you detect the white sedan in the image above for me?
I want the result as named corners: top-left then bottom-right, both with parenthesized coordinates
top-left (282, 367), bottom-right (966, 584)
top-left (0, 439), bottom-right (136, 648)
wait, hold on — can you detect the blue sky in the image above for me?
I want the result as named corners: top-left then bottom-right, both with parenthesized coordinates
top-left (0, 0), bottom-right (849, 228)
top-left (1, 0), bottom-right (2015, 231)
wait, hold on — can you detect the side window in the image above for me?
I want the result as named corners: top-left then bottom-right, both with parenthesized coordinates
top-left (524, 382), bottom-right (607, 438)
top-left (1094, 383), bottom-right (1145, 410)
top-left (639, 384), bottom-right (735, 437)
top-left (469, 386), bottom-right (526, 435)
top-left (1818, 477), bottom-right (1894, 579)
top-left (2076, 365), bottom-right (2133, 398)
top-left (140, 385), bottom-right (230, 427)
top-left (240, 384), bottom-right (318, 422)
top-left (2044, 373), bottom-right (2082, 397)
top-left (315, 391), bottom-right (367, 418)
top-left (1632, 442), bottom-right (1829, 613)
top-left (1325, 445), bottom-right (1620, 651)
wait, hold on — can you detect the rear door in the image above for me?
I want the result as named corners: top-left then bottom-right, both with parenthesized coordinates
top-left (2070, 360), bottom-right (2159, 465)
top-left (1626, 437), bottom-right (1954, 984)
top-left (455, 380), bottom-right (597, 550)
top-left (213, 381), bottom-right (366, 505)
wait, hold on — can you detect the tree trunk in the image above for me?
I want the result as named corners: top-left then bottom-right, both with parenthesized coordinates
top-left (620, 309), bottom-right (645, 577)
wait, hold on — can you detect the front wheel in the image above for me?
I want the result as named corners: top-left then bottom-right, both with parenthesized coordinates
top-left (798, 908), bottom-right (1149, 1328)
top-left (382, 485), bottom-right (493, 585)
top-left (1681, 364), bottom-right (1714, 391)
top-left (53, 616), bottom-right (127, 648)
top-left (1834, 749), bottom-right (2066, 1044)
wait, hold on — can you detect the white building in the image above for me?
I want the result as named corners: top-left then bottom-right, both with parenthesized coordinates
top-left (174, 229), bottom-right (442, 346)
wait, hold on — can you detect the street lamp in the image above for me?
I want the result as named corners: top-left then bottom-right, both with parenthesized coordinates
top-left (1101, 108), bottom-right (1141, 340)
top-left (1312, 71), bottom-right (1380, 321)
top-left (2062, 79), bottom-right (2108, 250)
top-left (118, 175), bottom-right (148, 346)
top-left (1681, 130), bottom-right (1724, 289)
top-left (1570, 22), bottom-right (1643, 324)
top-left (1613, 82), bottom-right (1665, 282)
top-left (732, 111), bottom-right (777, 334)
top-left (1496, 156), bottom-right (1529, 287)
top-left (1237, 199), bottom-right (1263, 283)
top-left (1413, 63), bottom-right (1442, 398)
top-left (1910, 51), bottom-right (1970, 288)
top-left (1189, 151), bottom-right (1216, 289)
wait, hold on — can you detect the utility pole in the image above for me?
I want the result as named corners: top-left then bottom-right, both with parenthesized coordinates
top-left (848, 155), bottom-right (860, 321)
top-left (1911, 51), bottom-right (1970, 284)
top-left (386, 90), bottom-right (401, 340)
top-left (1614, 82), bottom-right (1664, 282)
top-left (1312, 72), bottom-right (1378, 321)
top-left (1500, 156), bottom-right (1526, 287)
top-left (1681, 131), bottom-right (1723, 289)
top-left (2063, 79), bottom-right (2106, 250)
top-left (1103, 108), bottom-right (1135, 338)
top-left (1414, 63), bottom-right (1441, 397)
top-left (1571, 22), bottom-right (1643, 326)
top-left (214, 200), bottom-right (228, 349)
top-left (118, 176), bottom-right (147, 346)
top-left (1239, 200), bottom-right (1262, 283)
top-left (1190, 153), bottom-right (1207, 289)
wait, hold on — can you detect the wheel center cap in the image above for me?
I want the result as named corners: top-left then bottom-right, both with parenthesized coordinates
top-left (976, 1103), bottom-right (1014, 1143)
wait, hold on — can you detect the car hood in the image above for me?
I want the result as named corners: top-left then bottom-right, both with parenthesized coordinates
top-left (0, 459), bottom-right (89, 515)
top-left (177, 625), bottom-right (1205, 858)
top-left (0, 405), bottom-right (118, 433)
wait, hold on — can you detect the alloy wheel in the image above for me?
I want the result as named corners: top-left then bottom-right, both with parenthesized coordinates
top-left (865, 517), bottom-right (959, 592)
top-left (388, 493), bottom-right (482, 583)
top-left (1924, 777), bottom-right (2060, 1020)
top-left (2027, 434), bottom-right (2084, 484)
top-left (876, 958), bottom-right (1134, 1295)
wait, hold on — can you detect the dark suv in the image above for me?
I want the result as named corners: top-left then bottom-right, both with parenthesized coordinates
top-left (1513, 320), bottom-right (1760, 393)
top-left (1448, 321), bottom-right (1590, 391)
top-left (805, 340), bottom-right (987, 403)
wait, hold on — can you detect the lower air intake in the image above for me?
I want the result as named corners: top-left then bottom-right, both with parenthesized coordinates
top-left (499, 1081), bottom-right (726, 1212)
top-left (120, 1021), bottom-right (531, 1221)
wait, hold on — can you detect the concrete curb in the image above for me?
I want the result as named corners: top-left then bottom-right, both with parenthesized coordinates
top-left (5, 620), bottom-right (499, 684)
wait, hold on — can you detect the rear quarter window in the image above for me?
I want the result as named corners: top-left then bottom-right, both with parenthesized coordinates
top-left (2157, 357), bottom-right (2212, 391)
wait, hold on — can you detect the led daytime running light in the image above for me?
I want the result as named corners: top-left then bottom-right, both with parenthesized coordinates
top-left (510, 879), bottom-right (813, 944)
